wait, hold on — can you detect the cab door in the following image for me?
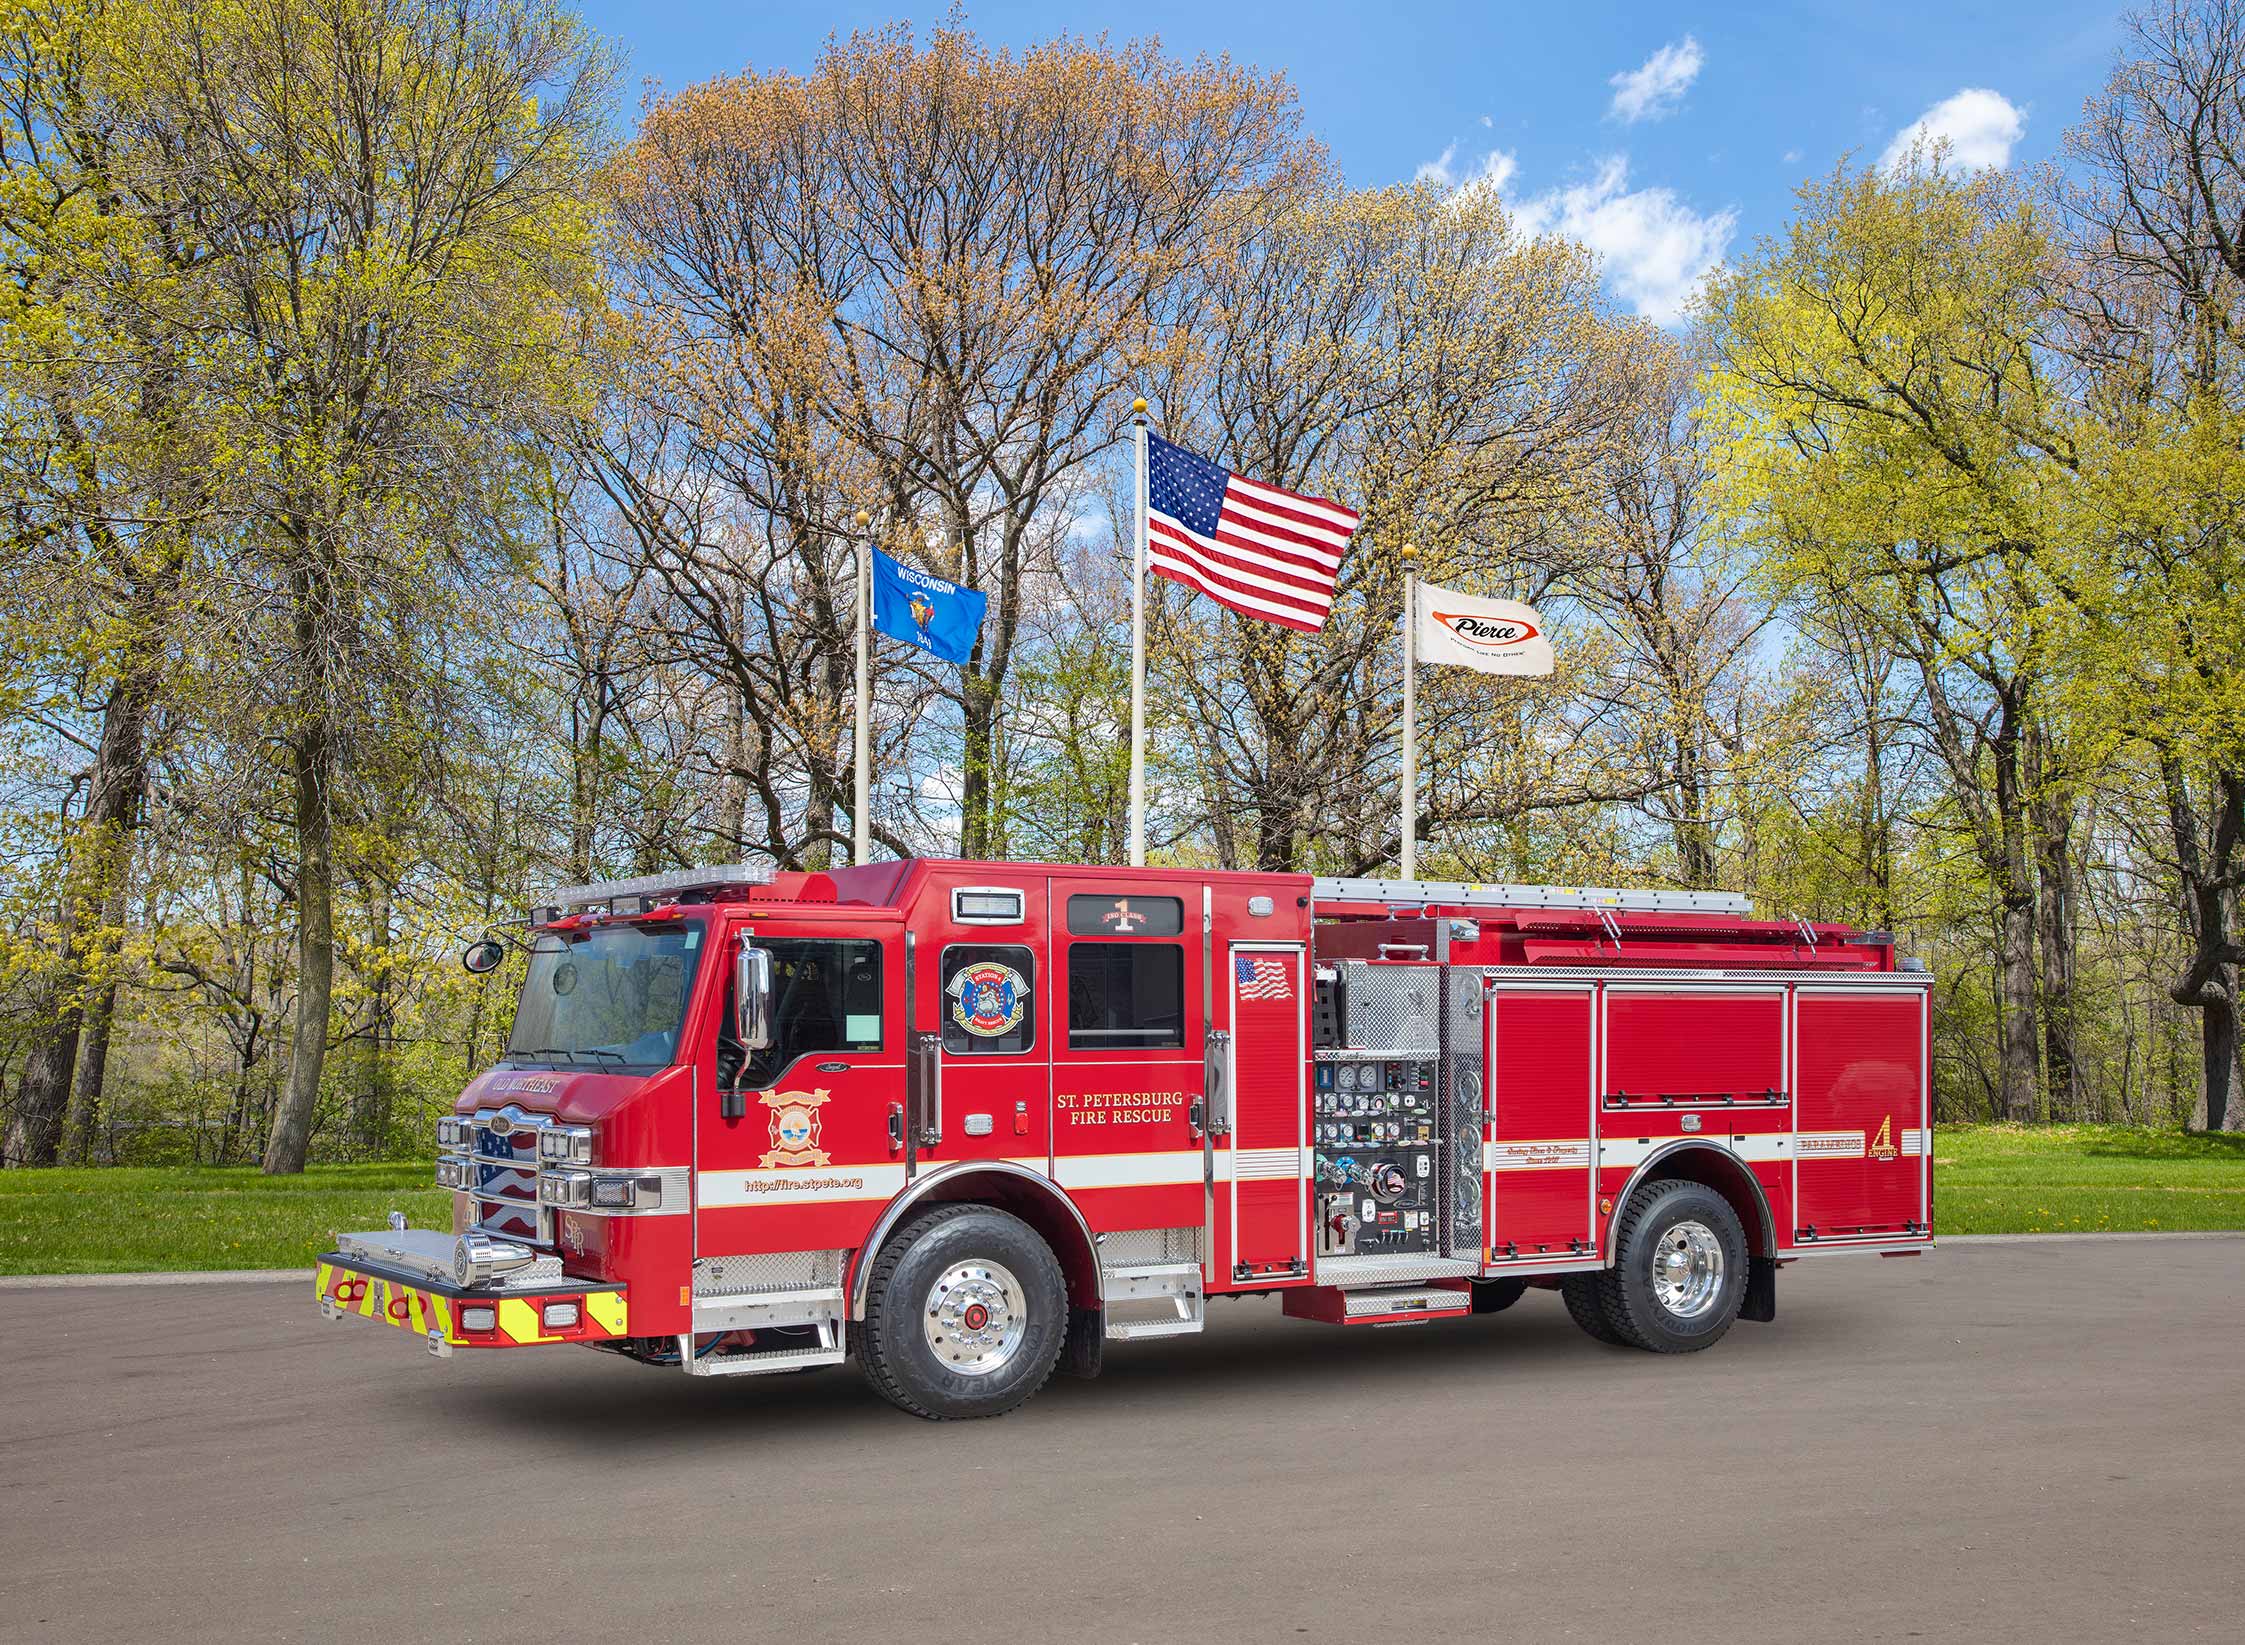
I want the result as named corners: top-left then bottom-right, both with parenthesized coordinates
top-left (910, 878), bottom-right (1051, 1176)
top-left (1047, 879), bottom-right (1203, 1234)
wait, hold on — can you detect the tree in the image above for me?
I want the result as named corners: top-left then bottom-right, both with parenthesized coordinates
top-left (108, 0), bottom-right (614, 1170)
top-left (2059, 0), bottom-right (2245, 1128)
top-left (1702, 161), bottom-right (2075, 1122)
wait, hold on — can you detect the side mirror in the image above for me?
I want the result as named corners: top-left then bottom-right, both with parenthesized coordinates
top-left (734, 942), bottom-right (774, 1050)
top-left (461, 938), bottom-right (506, 975)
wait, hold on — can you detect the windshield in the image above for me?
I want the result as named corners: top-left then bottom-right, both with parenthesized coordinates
top-left (506, 923), bottom-right (704, 1070)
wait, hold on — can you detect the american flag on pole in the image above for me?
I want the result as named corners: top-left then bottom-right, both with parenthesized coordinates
top-left (1235, 954), bottom-right (1294, 1001)
top-left (1146, 433), bottom-right (1359, 632)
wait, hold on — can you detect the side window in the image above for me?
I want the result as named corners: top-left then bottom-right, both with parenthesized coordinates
top-left (941, 944), bottom-right (1036, 1054)
top-left (737, 938), bottom-right (884, 1089)
top-left (1068, 943), bottom-right (1185, 1050)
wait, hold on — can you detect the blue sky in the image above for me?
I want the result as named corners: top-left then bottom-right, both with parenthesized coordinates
top-left (579, 1), bottom-right (2127, 324)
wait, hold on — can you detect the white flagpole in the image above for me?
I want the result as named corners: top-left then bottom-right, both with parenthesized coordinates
top-left (1129, 397), bottom-right (1149, 867)
top-left (853, 508), bottom-right (872, 866)
top-left (1401, 542), bottom-right (1418, 882)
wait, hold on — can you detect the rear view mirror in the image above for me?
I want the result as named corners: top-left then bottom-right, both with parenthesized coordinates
top-left (461, 938), bottom-right (507, 975)
top-left (735, 943), bottom-right (774, 1050)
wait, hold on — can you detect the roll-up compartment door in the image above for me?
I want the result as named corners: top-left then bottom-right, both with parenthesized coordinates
top-left (1792, 990), bottom-right (1930, 1241)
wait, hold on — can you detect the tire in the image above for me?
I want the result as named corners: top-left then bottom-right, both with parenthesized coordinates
top-left (1559, 1274), bottom-right (1627, 1344)
top-left (859, 1203), bottom-right (1067, 1420)
top-left (1470, 1277), bottom-right (1529, 1315)
top-left (1593, 1179), bottom-right (1748, 1353)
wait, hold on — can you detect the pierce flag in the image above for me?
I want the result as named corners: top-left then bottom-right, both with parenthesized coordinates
top-left (1413, 581), bottom-right (1554, 676)
top-left (871, 546), bottom-right (987, 666)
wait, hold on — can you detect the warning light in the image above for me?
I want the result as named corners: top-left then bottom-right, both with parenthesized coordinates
top-left (1599, 1197), bottom-right (1614, 1216)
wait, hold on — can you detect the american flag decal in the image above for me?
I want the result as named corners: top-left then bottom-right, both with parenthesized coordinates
top-left (1235, 955), bottom-right (1293, 1001)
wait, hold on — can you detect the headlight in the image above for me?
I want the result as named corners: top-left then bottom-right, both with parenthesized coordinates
top-left (436, 1117), bottom-right (468, 1148)
top-left (435, 1157), bottom-right (467, 1190)
top-left (537, 1126), bottom-right (592, 1164)
top-left (538, 1170), bottom-right (589, 1207)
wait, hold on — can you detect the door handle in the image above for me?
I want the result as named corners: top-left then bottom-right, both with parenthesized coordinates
top-left (1188, 1098), bottom-right (1206, 1138)
top-left (887, 1102), bottom-right (904, 1152)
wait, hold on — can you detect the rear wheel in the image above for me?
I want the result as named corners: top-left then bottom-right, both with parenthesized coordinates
top-left (859, 1204), bottom-right (1066, 1420)
top-left (1594, 1179), bottom-right (1747, 1353)
top-left (1559, 1274), bottom-right (1627, 1344)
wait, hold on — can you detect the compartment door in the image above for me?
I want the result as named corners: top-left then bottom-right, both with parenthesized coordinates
top-left (1793, 988), bottom-right (1930, 1243)
top-left (1225, 942), bottom-right (1307, 1281)
top-left (1486, 984), bottom-right (1597, 1264)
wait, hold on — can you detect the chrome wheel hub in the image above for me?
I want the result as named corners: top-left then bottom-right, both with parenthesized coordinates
top-left (923, 1258), bottom-right (1027, 1377)
top-left (1650, 1220), bottom-right (1725, 1319)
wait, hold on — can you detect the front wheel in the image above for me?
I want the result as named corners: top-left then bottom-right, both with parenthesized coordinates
top-left (859, 1204), bottom-right (1066, 1420)
top-left (1594, 1179), bottom-right (1748, 1353)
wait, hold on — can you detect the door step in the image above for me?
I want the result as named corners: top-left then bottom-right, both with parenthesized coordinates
top-left (1283, 1280), bottom-right (1472, 1326)
top-left (683, 1285), bottom-right (847, 1375)
top-left (1101, 1260), bottom-right (1205, 1341)
top-left (1314, 1253), bottom-right (1480, 1287)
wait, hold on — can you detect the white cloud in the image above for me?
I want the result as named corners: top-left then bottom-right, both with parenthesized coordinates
top-left (1514, 155), bottom-right (1736, 326)
top-left (1880, 88), bottom-right (2024, 174)
top-left (1415, 142), bottom-right (1459, 186)
top-left (1479, 113), bottom-right (1493, 128)
top-left (1782, 148), bottom-right (1802, 164)
top-left (1416, 143), bottom-right (1517, 195)
top-left (1608, 36), bottom-right (1703, 124)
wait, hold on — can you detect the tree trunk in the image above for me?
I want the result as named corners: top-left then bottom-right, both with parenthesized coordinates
top-left (63, 885), bottom-right (128, 1165)
top-left (1991, 726), bottom-right (2041, 1122)
top-left (266, 541), bottom-right (337, 1177)
top-left (2028, 732), bottom-right (2080, 1120)
top-left (5, 665), bottom-right (157, 1167)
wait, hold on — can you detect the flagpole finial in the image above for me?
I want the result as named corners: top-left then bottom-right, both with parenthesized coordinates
top-left (854, 510), bottom-right (870, 528)
top-left (1402, 541), bottom-right (1418, 561)
top-left (1131, 397), bottom-right (1148, 417)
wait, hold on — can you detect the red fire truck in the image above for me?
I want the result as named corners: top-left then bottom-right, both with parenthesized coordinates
top-left (315, 859), bottom-right (1933, 1419)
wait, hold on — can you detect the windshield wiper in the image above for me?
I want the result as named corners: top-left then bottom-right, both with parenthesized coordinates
top-left (518, 1047), bottom-right (580, 1065)
top-left (575, 1048), bottom-right (627, 1066)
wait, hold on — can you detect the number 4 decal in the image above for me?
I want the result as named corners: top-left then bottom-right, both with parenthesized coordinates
top-left (1869, 1114), bottom-right (1897, 1160)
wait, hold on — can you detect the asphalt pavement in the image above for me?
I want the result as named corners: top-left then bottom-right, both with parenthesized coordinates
top-left (2, 1235), bottom-right (2239, 1643)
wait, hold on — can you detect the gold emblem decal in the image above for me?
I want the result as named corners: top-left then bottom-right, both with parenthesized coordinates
top-left (1868, 1114), bottom-right (1897, 1161)
top-left (759, 1088), bottom-right (834, 1168)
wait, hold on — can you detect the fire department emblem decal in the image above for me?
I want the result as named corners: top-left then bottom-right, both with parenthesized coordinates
top-left (949, 961), bottom-right (1026, 1038)
top-left (758, 1088), bottom-right (833, 1168)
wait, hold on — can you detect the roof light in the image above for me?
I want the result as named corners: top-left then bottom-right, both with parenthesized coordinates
top-left (952, 886), bottom-right (1024, 923)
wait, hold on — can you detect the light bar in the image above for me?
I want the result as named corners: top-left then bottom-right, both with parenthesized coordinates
top-left (534, 862), bottom-right (774, 918)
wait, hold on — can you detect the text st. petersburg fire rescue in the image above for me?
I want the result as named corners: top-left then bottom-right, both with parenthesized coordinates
top-left (317, 858), bottom-right (1933, 1419)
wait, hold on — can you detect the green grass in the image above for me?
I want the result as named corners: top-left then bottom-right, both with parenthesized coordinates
top-left (0, 1164), bottom-right (450, 1274)
top-left (0, 1126), bottom-right (2239, 1273)
top-left (1936, 1123), bottom-right (2245, 1234)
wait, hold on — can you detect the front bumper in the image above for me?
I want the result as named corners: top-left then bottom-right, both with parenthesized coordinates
top-left (315, 1230), bottom-right (627, 1356)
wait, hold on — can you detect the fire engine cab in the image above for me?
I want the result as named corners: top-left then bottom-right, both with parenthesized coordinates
top-left (316, 858), bottom-right (1933, 1419)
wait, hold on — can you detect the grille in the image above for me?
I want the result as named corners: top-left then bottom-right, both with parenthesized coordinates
top-left (1100, 1227), bottom-right (1203, 1266)
top-left (465, 1105), bottom-right (553, 1246)
top-left (692, 1251), bottom-right (842, 1296)
top-left (1340, 961), bottom-right (1441, 1053)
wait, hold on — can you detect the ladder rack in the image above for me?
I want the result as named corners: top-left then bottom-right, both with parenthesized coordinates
top-left (1311, 876), bottom-right (1752, 917)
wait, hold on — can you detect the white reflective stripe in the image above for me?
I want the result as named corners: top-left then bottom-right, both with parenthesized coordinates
top-left (1796, 1130), bottom-right (1866, 1160)
top-left (1595, 1134), bottom-right (1793, 1169)
top-left (1484, 1139), bottom-right (1592, 1172)
top-left (1053, 1150), bottom-right (1210, 1190)
top-left (1901, 1128), bottom-right (1928, 1156)
top-left (698, 1163), bottom-right (909, 1207)
top-left (1232, 1146), bottom-right (1301, 1181)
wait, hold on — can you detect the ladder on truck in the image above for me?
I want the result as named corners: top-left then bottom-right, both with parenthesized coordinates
top-left (1311, 876), bottom-right (1752, 915)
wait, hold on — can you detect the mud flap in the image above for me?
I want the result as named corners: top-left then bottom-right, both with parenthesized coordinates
top-left (1741, 1255), bottom-right (1777, 1323)
top-left (1060, 1305), bottom-right (1104, 1379)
